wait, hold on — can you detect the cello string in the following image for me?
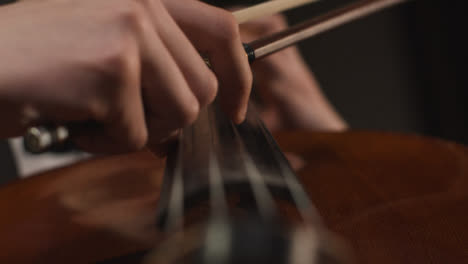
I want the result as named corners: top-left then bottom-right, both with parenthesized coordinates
top-left (230, 122), bottom-right (277, 219)
top-left (208, 152), bottom-right (229, 217)
top-left (206, 106), bottom-right (229, 218)
top-left (256, 114), bottom-right (324, 225)
top-left (164, 131), bottom-right (186, 232)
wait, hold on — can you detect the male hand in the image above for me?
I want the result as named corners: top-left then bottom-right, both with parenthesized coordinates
top-left (239, 15), bottom-right (346, 132)
top-left (0, 0), bottom-right (252, 153)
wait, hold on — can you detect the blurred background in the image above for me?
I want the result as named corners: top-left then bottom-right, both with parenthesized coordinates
top-left (208, 0), bottom-right (466, 143)
top-left (0, 0), bottom-right (466, 184)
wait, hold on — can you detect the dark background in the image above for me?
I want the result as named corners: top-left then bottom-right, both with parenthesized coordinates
top-left (207, 0), bottom-right (467, 143)
top-left (1, 0), bottom-right (466, 184)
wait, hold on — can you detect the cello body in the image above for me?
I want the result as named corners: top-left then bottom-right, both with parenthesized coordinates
top-left (0, 131), bottom-right (467, 263)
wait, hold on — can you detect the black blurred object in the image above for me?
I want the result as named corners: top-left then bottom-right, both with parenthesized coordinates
top-left (0, 0), bottom-right (15, 5)
top-left (0, 141), bottom-right (17, 185)
top-left (0, 0), bottom-right (18, 186)
top-left (409, 1), bottom-right (467, 144)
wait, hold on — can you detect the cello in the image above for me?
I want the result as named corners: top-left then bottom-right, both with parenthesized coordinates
top-left (1, 129), bottom-right (467, 263)
top-left (1, 0), bottom-right (468, 263)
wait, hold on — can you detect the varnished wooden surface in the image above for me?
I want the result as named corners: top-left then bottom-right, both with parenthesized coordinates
top-left (0, 150), bottom-right (165, 263)
top-left (276, 131), bottom-right (468, 263)
top-left (0, 131), bottom-right (467, 263)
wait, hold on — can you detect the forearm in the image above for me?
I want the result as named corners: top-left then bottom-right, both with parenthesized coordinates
top-left (269, 70), bottom-right (348, 131)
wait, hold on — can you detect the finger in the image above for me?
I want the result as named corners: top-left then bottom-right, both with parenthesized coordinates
top-left (135, 7), bottom-right (200, 145)
top-left (239, 14), bottom-right (289, 42)
top-left (145, 0), bottom-right (218, 108)
top-left (239, 15), bottom-right (306, 87)
top-left (74, 43), bottom-right (148, 153)
top-left (165, 0), bottom-right (253, 123)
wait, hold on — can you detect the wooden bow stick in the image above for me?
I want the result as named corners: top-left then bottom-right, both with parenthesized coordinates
top-left (245, 0), bottom-right (408, 59)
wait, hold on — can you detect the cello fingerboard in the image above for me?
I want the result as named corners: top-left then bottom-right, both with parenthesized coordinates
top-left (157, 101), bottom-right (319, 229)
top-left (149, 101), bottom-right (348, 264)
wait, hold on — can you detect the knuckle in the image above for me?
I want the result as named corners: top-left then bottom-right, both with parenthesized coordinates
top-left (95, 21), bottom-right (134, 63)
top-left (135, 0), bottom-right (151, 6)
top-left (102, 41), bottom-right (135, 76)
top-left (176, 98), bottom-right (200, 127)
top-left (216, 11), bottom-right (241, 43)
top-left (86, 99), bottom-right (110, 121)
top-left (127, 126), bottom-right (148, 150)
top-left (136, 0), bottom-right (163, 11)
top-left (115, 0), bottom-right (146, 31)
top-left (197, 71), bottom-right (219, 106)
top-left (92, 38), bottom-right (138, 97)
top-left (110, 108), bottom-right (148, 151)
